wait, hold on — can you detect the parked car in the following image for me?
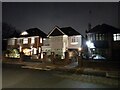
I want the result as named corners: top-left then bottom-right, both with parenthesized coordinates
top-left (91, 54), bottom-right (106, 60)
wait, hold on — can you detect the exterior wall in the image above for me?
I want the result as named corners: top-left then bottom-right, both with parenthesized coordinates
top-left (107, 32), bottom-right (113, 60)
top-left (63, 35), bottom-right (68, 52)
top-left (68, 35), bottom-right (82, 49)
top-left (49, 36), bottom-right (64, 55)
top-left (43, 38), bottom-right (50, 46)
top-left (41, 46), bottom-right (51, 54)
top-left (19, 36), bottom-right (43, 48)
top-left (112, 37), bottom-right (120, 60)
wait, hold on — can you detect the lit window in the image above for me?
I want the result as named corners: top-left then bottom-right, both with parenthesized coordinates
top-left (71, 37), bottom-right (79, 45)
top-left (40, 38), bottom-right (42, 43)
top-left (31, 37), bottom-right (35, 44)
top-left (99, 34), bottom-right (104, 40)
top-left (71, 37), bottom-right (78, 42)
top-left (41, 53), bottom-right (43, 59)
top-left (95, 34), bottom-right (105, 41)
top-left (19, 46), bottom-right (22, 52)
top-left (33, 48), bottom-right (37, 54)
top-left (23, 48), bottom-right (31, 56)
top-left (113, 33), bottom-right (120, 41)
top-left (23, 38), bottom-right (28, 44)
top-left (39, 47), bottom-right (41, 53)
top-left (99, 34), bottom-right (102, 40)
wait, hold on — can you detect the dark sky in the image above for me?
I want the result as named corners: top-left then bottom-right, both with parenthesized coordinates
top-left (2, 2), bottom-right (119, 36)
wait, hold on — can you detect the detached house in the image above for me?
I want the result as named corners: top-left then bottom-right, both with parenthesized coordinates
top-left (42, 26), bottom-right (84, 59)
top-left (6, 28), bottom-right (47, 59)
top-left (86, 24), bottom-right (120, 60)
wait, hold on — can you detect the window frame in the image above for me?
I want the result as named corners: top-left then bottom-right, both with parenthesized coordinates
top-left (113, 33), bottom-right (120, 41)
top-left (23, 38), bottom-right (28, 44)
top-left (31, 37), bottom-right (35, 44)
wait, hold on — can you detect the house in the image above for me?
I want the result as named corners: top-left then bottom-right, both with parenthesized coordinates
top-left (86, 24), bottom-right (120, 60)
top-left (42, 26), bottom-right (84, 59)
top-left (6, 28), bottom-right (47, 59)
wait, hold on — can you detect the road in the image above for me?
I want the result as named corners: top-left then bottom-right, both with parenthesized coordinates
top-left (2, 64), bottom-right (118, 88)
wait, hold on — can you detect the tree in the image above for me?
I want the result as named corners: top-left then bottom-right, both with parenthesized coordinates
top-left (2, 22), bottom-right (20, 39)
top-left (2, 22), bottom-right (21, 51)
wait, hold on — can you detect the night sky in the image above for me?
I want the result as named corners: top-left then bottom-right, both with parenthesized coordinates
top-left (2, 2), bottom-right (119, 36)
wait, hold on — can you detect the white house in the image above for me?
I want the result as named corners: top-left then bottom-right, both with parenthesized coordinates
top-left (42, 26), bottom-right (84, 59)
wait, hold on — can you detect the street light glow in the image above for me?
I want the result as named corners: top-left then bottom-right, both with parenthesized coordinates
top-left (86, 41), bottom-right (95, 48)
top-left (78, 47), bottom-right (82, 51)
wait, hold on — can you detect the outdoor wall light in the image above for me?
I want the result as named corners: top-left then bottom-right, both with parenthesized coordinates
top-left (21, 31), bottom-right (28, 35)
top-left (43, 38), bottom-right (46, 40)
top-left (78, 47), bottom-right (82, 51)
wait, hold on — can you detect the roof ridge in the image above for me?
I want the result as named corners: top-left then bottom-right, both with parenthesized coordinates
top-left (87, 23), bottom-right (120, 33)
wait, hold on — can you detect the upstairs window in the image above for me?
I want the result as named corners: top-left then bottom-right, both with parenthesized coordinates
top-left (23, 38), bottom-right (28, 44)
top-left (89, 34), bottom-right (95, 41)
top-left (95, 34), bottom-right (105, 41)
top-left (17, 38), bottom-right (21, 44)
top-left (71, 37), bottom-right (78, 42)
top-left (113, 33), bottom-right (120, 41)
top-left (101, 34), bottom-right (105, 40)
top-left (96, 34), bottom-right (99, 40)
top-left (71, 37), bottom-right (78, 45)
top-left (33, 48), bottom-right (37, 54)
top-left (31, 37), bottom-right (35, 44)
top-left (72, 37), bottom-right (75, 42)
top-left (8, 39), bottom-right (15, 45)
top-left (91, 34), bottom-right (95, 41)
top-left (40, 38), bottom-right (42, 43)
top-left (99, 34), bottom-right (105, 40)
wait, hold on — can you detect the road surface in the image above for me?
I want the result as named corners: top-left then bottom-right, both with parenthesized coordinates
top-left (2, 64), bottom-right (118, 88)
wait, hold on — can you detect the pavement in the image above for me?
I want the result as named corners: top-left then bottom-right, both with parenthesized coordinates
top-left (2, 58), bottom-right (120, 79)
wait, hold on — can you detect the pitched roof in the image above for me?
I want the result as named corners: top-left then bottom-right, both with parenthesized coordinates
top-left (87, 24), bottom-right (120, 33)
top-left (60, 27), bottom-right (80, 36)
top-left (19, 28), bottom-right (47, 38)
top-left (48, 26), bottom-right (80, 36)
